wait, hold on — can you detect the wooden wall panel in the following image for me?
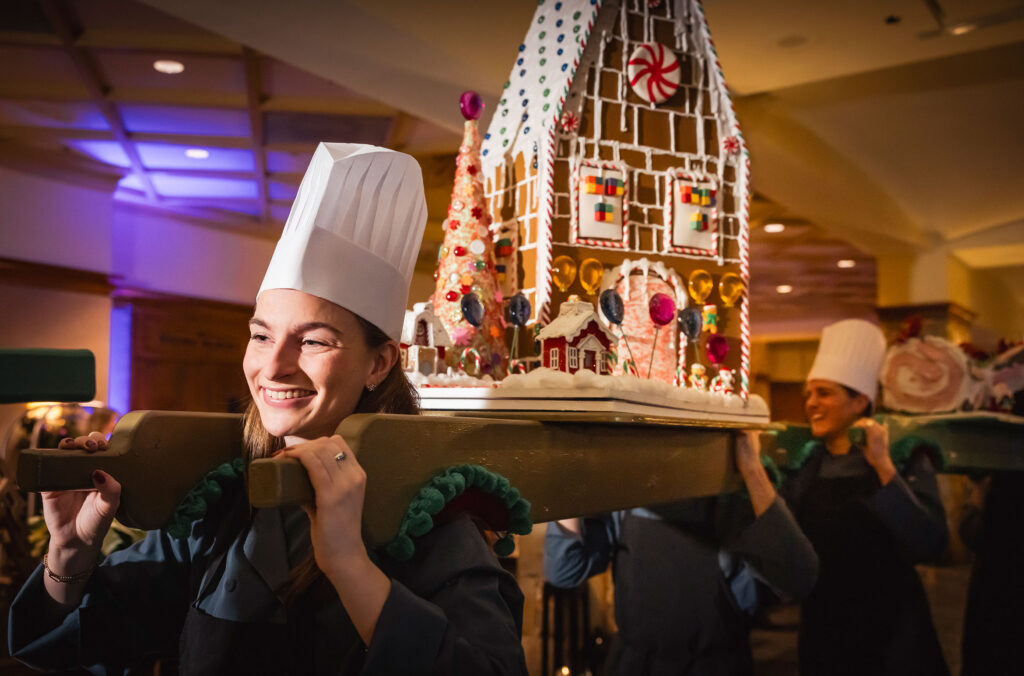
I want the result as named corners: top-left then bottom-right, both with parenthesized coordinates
top-left (126, 297), bottom-right (251, 413)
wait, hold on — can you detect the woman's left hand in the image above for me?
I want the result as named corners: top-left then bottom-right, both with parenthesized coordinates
top-left (282, 435), bottom-right (369, 578)
top-left (851, 418), bottom-right (897, 485)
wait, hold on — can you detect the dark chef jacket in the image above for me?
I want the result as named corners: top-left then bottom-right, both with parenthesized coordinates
top-left (781, 442), bottom-right (950, 676)
top-left (9, 481), bottom-right (527, 675)
top-left (544, 495), bottom-right (818, 676)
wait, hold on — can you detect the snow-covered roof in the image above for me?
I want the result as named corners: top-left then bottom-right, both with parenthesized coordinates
top-left (537, 299), bottom-right (616, 343)
top-left (401, 302), bottom-right (452, 348)
top-left (480, 0), bottom-right (601, 172)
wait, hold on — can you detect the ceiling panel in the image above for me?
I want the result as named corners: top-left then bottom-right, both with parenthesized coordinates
top-left (95, 50), bottom-right (245, 94)
top-left (118, 103), bottom-right (250, 136)
top-left (135, 143), bottom-right (254, 171)
top-left (0, 100), bottom-right (108, 129)
top-left (66, 139), bottom-right (130, 166)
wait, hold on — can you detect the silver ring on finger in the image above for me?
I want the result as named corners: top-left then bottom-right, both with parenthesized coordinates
top-left (334, 451), bottom-right (347, 463)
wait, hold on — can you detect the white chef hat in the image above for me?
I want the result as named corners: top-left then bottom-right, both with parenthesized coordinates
top-left (806, 319), bottom-right (887, 403)
top-left (259, 143), bottom-right (427, 341)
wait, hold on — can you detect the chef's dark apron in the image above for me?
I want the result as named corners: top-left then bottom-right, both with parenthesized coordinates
top-left (604, 508), bottom-right (752, 676)
top-left (796, 462), bottom-right (948, 676)
top-left (176, 504), bottom-right (364, 675)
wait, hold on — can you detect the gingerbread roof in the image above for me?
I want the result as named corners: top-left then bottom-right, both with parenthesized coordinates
top-left (537, 299), bottom-right (616, 343)
top-left (480, 0), bottom-right (601, 172)
top-left (481, 0), bottom-right (744, 173)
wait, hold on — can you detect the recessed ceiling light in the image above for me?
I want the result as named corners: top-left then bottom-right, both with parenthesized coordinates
top-left (776, 284), bottom-right (793, 294)
top-left (153, 59), bottom-right (185, 74)
top-left (185, 148), bottom-right (209, 159)
top-left (837, 259), bottom-right (856, 269)
top-left (949, 23), bottom-right (977, 36)
top-left (763, 223), bottom-right (785, 233)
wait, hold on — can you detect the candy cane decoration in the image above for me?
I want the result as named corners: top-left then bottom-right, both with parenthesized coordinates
top-left (627, 42), bottom-right (681, 105)
top-left (459, 347), bottom-right (482, 376)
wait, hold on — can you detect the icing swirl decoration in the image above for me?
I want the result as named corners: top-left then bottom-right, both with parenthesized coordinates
top-left (627, 42), bottom-right (681, 105)
top-left (881, 336), bottom-right (969, 413)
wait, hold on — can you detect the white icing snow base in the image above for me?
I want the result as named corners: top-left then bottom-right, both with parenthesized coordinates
top-left (415, 368), bottom-right (769, 425)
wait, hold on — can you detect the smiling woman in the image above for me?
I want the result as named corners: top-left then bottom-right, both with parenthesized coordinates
top-left (9, 144), bottom-right (529, 674)
top-left (780, 319), bottom-right (950, 676)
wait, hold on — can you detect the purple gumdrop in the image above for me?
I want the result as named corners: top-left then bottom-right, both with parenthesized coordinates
top-left (649, 293), bottom-right (676, 327)
top-left (707, 334), bottom-right (730, 364)
top-left (599, 289), bottom-right (624, 325)
top-left (507, 293), bottom-right (532, 327)
top-left (461, 292), bottom-right (484, 328)
top-left (460, 91), bottom-right (484, 121)
top-left (678, 307), bottom-right (703, 341)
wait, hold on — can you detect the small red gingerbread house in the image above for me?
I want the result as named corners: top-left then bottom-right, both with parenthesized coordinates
top-left (537, 297), bottom-right (615, 374)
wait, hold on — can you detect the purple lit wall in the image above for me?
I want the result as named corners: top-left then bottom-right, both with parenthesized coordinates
top-left (107, 304), bottom-right (132, 416)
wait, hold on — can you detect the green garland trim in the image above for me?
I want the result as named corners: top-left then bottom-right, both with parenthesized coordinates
top-left (784, 434), bottom-right (947, 474)
top-left (164, 457), bottom-right (245, 539)
top-left (385, 464), bottom-right (532, 562)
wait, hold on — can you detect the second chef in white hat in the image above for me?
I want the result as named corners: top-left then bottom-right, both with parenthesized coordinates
top-left (780, 319), bottom-right (950, 676)
top-left (11, 144), bottom-right (528, 674)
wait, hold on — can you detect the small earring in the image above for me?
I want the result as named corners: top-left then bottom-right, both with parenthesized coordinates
top-left (366, 382), bottom-right (376, 392)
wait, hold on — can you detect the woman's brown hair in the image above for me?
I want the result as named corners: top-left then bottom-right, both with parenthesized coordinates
top-left (242, 312), bottom-right (419, 603)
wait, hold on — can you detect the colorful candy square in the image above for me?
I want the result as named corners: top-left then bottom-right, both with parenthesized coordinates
top-left (604, 177), bottom-right (624, 196)
top-left (583, 175), bottom-right (604, 194)
top-left (690, 211), bottom-right (709, 231)
top-left (594, 202), bottom-right (615, 222)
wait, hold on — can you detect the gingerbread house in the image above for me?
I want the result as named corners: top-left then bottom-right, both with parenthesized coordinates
top-left (537, 298), bottom-right (615, 374)
top-left (481, 0), bottom-right (751, 396)
top-left (400, 302), bottom-right (452, 376)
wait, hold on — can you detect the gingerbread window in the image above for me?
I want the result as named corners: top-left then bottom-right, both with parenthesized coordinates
top-left (572, 159), bottom-right (629, 248)
top-left (663, 171), bottom-right (718, 257)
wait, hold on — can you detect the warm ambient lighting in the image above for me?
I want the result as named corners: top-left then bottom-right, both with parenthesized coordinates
top-left (153, 59), bottom-right (185, 74)
top-left (763, 223), bottom-right (785, 233)
top-left (949, 23), bottom-right (977, 36)
top-left (560, 668), bottom-right (571, 676)
top-left (837, 259), bottom-right (856, 269)
top-left (776, 284), bottom-right (793, 294)
top-left (185, 148), bottom-right (210, 159)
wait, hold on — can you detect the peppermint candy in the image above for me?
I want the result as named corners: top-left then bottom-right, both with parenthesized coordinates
top-left (627, 42), bottom-right (681, 105)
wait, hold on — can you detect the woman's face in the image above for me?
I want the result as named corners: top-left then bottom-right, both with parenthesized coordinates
top-left (804, 379), bottom-right (868, 440)
top-left (244, 289), bottom-right (378, 442)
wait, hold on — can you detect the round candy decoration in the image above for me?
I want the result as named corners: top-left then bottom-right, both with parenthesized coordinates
top-left (507, 293), bottom-right (532, 327)
top-left (599, 288), bottom-right (625, 325)
top-left (579, 258), bottom-right (604, 295)
top-left (648, 292), bottom-right (676, 327)
top-left (688, 269), bottom-right (713, 304)
top-left (469, 240), bottom-right (485, 255)
top-left (552, 255), bottom-right (578, 292)
top-left (627, 42), bottom-right (681, 105)
top-left (678, 306), bottom-right (703, 341)
top-left (718, 272), bottom-right (745, 307)
top-left (707, 334), bottom-right (729, 364)
top-left (459, 91), bottom-right (484, 121)
top-left (461, 293), bottom-right (485, 328)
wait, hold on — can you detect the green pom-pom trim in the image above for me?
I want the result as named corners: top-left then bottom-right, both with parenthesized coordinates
top-left (385, 464), bottom-right (532, 562)
top-left (784, 432), bottom-right (947, 474)
top-left (164, 458), bottom-right (244, 539)
top-left (760, 453), bottom-right (783, 488)
top-left (786, 439), bottom-right (821, 472)
top-left (494, 535), bottom-right (516, 557)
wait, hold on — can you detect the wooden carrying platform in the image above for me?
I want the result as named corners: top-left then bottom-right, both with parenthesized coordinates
top-left (15, 411), bottom-right (755, 548)
top-left (14, 409), bottom-right (1024, 548)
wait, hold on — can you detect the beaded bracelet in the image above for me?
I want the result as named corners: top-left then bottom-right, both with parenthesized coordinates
top-left (43, 552), bottom-right (94, 584)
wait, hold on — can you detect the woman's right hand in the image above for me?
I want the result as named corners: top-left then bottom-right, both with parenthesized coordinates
top-left (42, 470), bottom-right (121, 566)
